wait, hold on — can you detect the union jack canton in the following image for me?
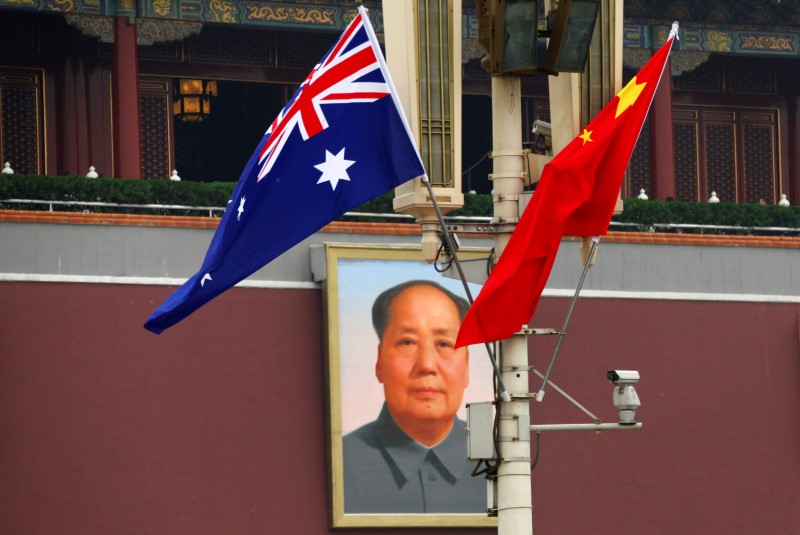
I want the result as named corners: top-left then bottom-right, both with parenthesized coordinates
top-left (145, 7), bottom-right (425, 334)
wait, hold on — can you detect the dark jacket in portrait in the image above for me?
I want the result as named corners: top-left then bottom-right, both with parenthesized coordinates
top-left (342, 403), bottom-right (485, 514)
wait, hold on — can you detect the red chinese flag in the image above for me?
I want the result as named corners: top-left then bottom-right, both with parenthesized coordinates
top-left (456, 33), bottom-right (676, 348)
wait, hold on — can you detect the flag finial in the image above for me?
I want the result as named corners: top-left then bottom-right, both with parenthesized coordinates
top-left (669, 21), bottom-right (680, 40)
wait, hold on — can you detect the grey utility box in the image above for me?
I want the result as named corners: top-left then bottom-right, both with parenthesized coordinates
top-left (466, 401), bottom-right (495, 460)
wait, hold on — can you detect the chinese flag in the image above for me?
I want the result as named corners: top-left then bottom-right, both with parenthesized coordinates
top-left (456, 33), bottom-right (676, 348)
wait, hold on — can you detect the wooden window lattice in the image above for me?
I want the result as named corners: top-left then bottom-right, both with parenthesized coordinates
top-left (139, 96), bottom-right (171, 180)
top-left (729, 57), bottom-right (775, 95)
top-left (139, 78), bottom-right (173, 180)
top-left (673, 106), bottom-right (778, 203)
top-left (704, 121), bottom-right (737, 202)
top-left (0, 71), bottom-right (42, 175)
top-left (627, 117), bottom-right (652, 198)
top-left (743, 123), bottom-right (776, 203)
top-left (672, 121), bottom-right (699, 202)
top-left (673, 55), bottom-right (724, 92)
top-left (188, 25), bottom-right (277, 66)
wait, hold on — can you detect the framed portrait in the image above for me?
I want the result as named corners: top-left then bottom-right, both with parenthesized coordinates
top-left (323, 244), bottom-right (497, 528)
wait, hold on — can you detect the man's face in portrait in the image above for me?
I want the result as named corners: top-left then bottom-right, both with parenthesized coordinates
top-left (375, 284), bottom-right (469, 444)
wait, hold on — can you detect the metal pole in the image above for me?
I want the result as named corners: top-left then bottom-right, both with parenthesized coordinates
top-left (536, 238), bottom-right (598, 402)
top-left (491, 74), bottom-right (532, 535)
top-left (421, 175), bottom-right (511, 401)
top-left (530, 422), bottom-right (642, 432)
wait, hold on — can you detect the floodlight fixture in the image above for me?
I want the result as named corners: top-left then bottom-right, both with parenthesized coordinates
top-left (543, 0), bottom-right (600, 73)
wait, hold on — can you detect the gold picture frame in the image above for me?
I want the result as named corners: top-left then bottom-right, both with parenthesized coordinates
top-left (323, 244), bottom-right (497, 528)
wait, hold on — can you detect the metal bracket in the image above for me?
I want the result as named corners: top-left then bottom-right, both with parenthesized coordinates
top-left (488, 219), bottom-right (520, 228)
top-left (489, 171), bottom-right (528, 181)
top-left (517, 327), bottom-right (559, 336)
top-left (498, 414), bottom-right (531, 442)
top-left (493, 193), bottom-right (520, 202)
top-left (489, 149), bottom-right (529, 158)
top-left (502, 365), bottom-right (534, 372)
top-left (442, 223), bottom-right (518, 234)
top-left (491, 217), bottom-right (520, 225)
top-left (444, 223), bottom-right (497, 234)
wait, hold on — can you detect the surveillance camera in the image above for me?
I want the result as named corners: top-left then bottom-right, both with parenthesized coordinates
top-left (607, 370), bottom-right (640, 385)
top-left (608, 370), bottom-right (641, 424)
top-left (531, 120), bottom-right (552, 137)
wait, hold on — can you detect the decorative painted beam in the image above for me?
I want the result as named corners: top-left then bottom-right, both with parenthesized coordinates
top-left (63, 13), bottom-right (203, 45)
top-left (624, 23), bottom-right (800, 58)
top-left (7, 2), bottom-right (798, 58)
top-left (0, 0), bottom-right (384, 32)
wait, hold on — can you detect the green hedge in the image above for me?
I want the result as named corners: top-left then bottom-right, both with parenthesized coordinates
top-left (1, 174), bottom-right (798, 232)
top-left (614, 198), bottom-right (800, 233)
top-left (351, 193), bottom-right (799, 232)
top-left (0, 174), bottom-right (235, 215)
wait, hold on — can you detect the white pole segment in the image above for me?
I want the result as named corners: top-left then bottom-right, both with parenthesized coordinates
top-left (498, 334), bottom-right (532, 534)
top-left (491, 74), bottom-right (532, 535)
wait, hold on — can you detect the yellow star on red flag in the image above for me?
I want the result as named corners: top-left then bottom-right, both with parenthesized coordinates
top-left (615, 76), bottom-right (647, 118)
top-left (456, 28), bottom-right (678, 349)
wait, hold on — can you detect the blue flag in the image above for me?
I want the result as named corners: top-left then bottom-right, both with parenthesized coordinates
top-left (145, 7), bottom-right (425, 334)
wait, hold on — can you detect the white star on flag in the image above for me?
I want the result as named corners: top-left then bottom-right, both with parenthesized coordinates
top-left (315, 148), bottom-right (354, 191)
top-left (143, 6), bottom-right (427, 335)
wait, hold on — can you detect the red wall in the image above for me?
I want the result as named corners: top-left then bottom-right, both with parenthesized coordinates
top-left (529, 296), bottom-right (800, 534)
top-left (1, 283), bottom-right (334, 534)
top-left (1, 282), bottom-right (798, 534)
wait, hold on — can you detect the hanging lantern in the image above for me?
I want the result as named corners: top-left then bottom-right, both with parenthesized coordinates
top-left (173, 79), bottom-right (218, 122)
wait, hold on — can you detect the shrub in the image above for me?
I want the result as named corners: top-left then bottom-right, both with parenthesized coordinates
top-left (1, 174), bottom-right (798, 232)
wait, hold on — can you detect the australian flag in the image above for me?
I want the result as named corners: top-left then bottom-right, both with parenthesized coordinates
top-left (145, 7), bottom-right (425, 334)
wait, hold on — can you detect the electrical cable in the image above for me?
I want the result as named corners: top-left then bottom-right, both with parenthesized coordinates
top-left (462, 150), bottom-right (491, 177)
top-left (432, 241), bottom-right (453, 273)
top-left (530, 432), bottom-right (542, 471)
top-left (471, 459), bottom-right (491, 477)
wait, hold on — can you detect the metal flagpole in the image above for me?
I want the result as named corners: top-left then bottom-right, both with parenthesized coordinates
top-left (535, 237), bottom-right (599, 402)
top-left (421, 174), bottom-right (511, 402)
top-left (490, 74), bottom-right (532, 535)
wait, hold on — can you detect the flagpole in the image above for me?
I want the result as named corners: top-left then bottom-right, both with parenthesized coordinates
top-left (421, 174), bottom-right (511, 402)
top-left (490, 74), bottom-right (532, 535)
top-left (535, 237), bottom-right (599, 402)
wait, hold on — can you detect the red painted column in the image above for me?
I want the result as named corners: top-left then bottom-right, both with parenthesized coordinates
top-left (112, 17), bottom-right (142, 179)
top-left (649, 56), bottom-right (675, 200)
top-left (791, 96), bottom-right (800, 205)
